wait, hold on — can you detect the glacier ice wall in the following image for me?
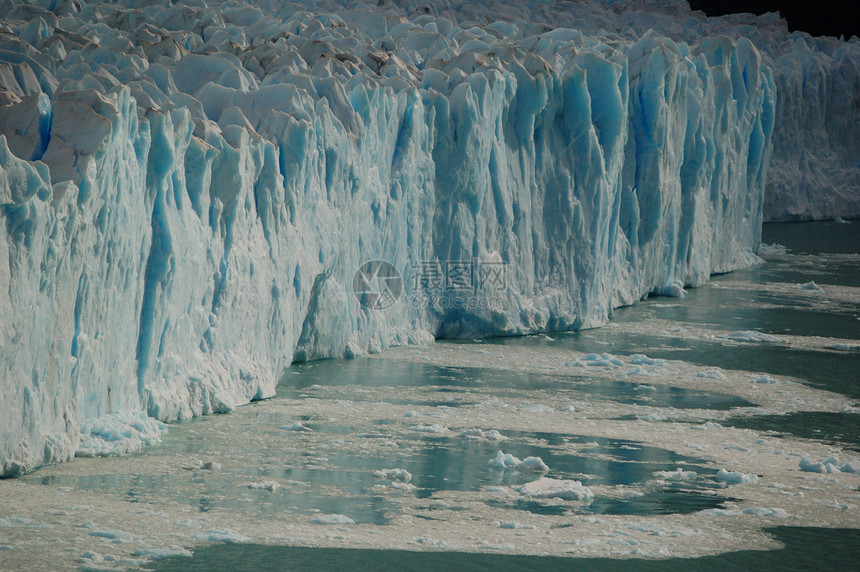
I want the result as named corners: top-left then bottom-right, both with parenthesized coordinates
top-left (0, 0), bottom-right (778, 476)
top-left (765, 36), bottom-right (860, 221)
top-left (586, 1), bottom-right (860, 221)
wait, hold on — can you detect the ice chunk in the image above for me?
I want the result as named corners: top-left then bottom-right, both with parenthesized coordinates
top-left (280, 422), bottom-right (313, 432)
top-left (630, 354), bottom-right (663, 366)
top-left (89, 529), bottom-right (137, 541)
top-left (248, 481), bottom-right (279, 491)
top-left (727, 331), bottom-right (782, 343)
top-left (459, 428), bottom-right (508, 441)
top-left (757, 243), bottom-right (788, 255)
top-left (499, 522), bottom-right (536, 530)
top-left (800, 457), bottom-right (860, 474)
top-left (409, 424), bottom-right (448, 434)
top-left (741, 507), bottom-right (790, 518)
top-left (193, 529), bottom-right (249, 543)
top-left (716, 469), bottom-right (759, 484)
top-left (76, 412), bottom-right (167, 458)
top-left (516, 477), bottom-right (594, 501)
top-left (795, 281), bottom-right (823, 292)
top-left (488, 451), bottom-right (549, 472)
top-left (373, 468), bottom-right (412, 482)
top-left (132, 548), bottom-right (193, 560)
top-left (652, 468), bottom-right (698, 481)
top-left (312, 514), bottom-right (355, 525)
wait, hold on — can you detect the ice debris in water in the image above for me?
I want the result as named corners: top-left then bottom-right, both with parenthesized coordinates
top-left (132, 548), bottom-right (193, 560)
top-left (727, 331), bottom-right (782, 343)
top-left (489, 451), bottom-right (549, 472)
top-left (312, 514), bottom-right (355, 525)
top-left (741, 508), bottom-right (790, 518)
top-left (630, 354), bottom-right (663, 366)
top-left (373, 468), bottom-right (412, 482)
top-left (799, 457), bottom-right (860, 474)
top-left (248, 480), bottom-right (279, 491)
top-left (280, 422), bottom-right (313, 432)
top-left (758, 243), bottom-right (789, 256)
top-left (516, 478), bottom-right (594, 501)
top-left (795, 282), bottom-right (823, 292)
top-left (716, 469), bottom-right (759, 484)
top-left (653, 468), bottom-right (698, 481)
top-left (193, 529), bottom-right (249, 543)
top-left (409, 424), bottom-right (448, 434)
top-left (459, 428), bottom-right (508, 441)
top-left (76, 413), bottom-right (167, 458)
top-left (89, 529), bottom-right (137, 541)
top-left (499, 522), bottom-right (536, 530)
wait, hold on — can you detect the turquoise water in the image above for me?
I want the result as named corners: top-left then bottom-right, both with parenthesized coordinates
top-left (281, 359), bottom-right (755, 409)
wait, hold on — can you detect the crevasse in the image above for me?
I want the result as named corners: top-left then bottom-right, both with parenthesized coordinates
top-left (0, 0), bottom-right (777, 476)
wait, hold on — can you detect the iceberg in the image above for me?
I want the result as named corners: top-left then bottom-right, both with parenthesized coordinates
top-left (1, 0), bottom-right (852, 476)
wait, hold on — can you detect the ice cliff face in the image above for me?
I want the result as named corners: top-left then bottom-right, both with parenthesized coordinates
top-left (0, 0), bottom-right (780, 475)
top-left (590, 1), bottom-right (860, 221)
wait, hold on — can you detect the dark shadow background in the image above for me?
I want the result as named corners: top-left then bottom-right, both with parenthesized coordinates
top-left (688, 0), bottom-right (860, 38)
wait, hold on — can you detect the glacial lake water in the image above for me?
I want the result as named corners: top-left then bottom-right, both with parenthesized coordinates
top-left (2, 221), bottom-right (859, 570)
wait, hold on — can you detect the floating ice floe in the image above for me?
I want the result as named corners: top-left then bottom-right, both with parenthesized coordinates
top-left (193, 529), bottom-right (249, 543)
top-left (76, 412), bottom-right (167, 458)
top-left (630, 354), bottom-right (664, 366)
top-left (409, 424), bottom-right (448, 434)
top-left (132, 548), bottom-right (193, 560)
top-left (795, 281), bottom-right (823, 292)
top-left (515, 478), bottom-right (594, 501)
top-left (488, 451), bottom-right (549, 472)
top-left (757, 243), bottom-right (789, 256)
top-left (517, 404), bottom-right (554, 413)
top-left (727, 331), bottom-right (782, 343)
top-left (741, 507), bottom-right (790, 518)
top-left (189, 459), bottom-right (221, 470)
top-left (697, 369), bottom-right (728, 380)
top-left (373, 468), bottom-right (412, 482)
top-left (459, 428), bottom-right (508, 441)
top-left (829, 343), bottom-right (860, 352)
top-left (279, 422), bottom-right (313, 432)
top-left (413, 537), bottom-right (447, 547)
top-left (499, 522), bottom-right (536, 530)
top-left (717, 469), bottom-right (759, 484)
top-left (652, 468), bottom-right (698, 481)
top-left (248, 480), bottom-right (279, 491)
top-left (89, 529), bottom-right (137, 541)
top-left (312, 514), bottom-right (355, 525)
top-left (799, 457), bottom-right (860, 474)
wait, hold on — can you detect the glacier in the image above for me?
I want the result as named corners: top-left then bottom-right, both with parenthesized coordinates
top-left (0, 0), bottom-right (851, 477)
